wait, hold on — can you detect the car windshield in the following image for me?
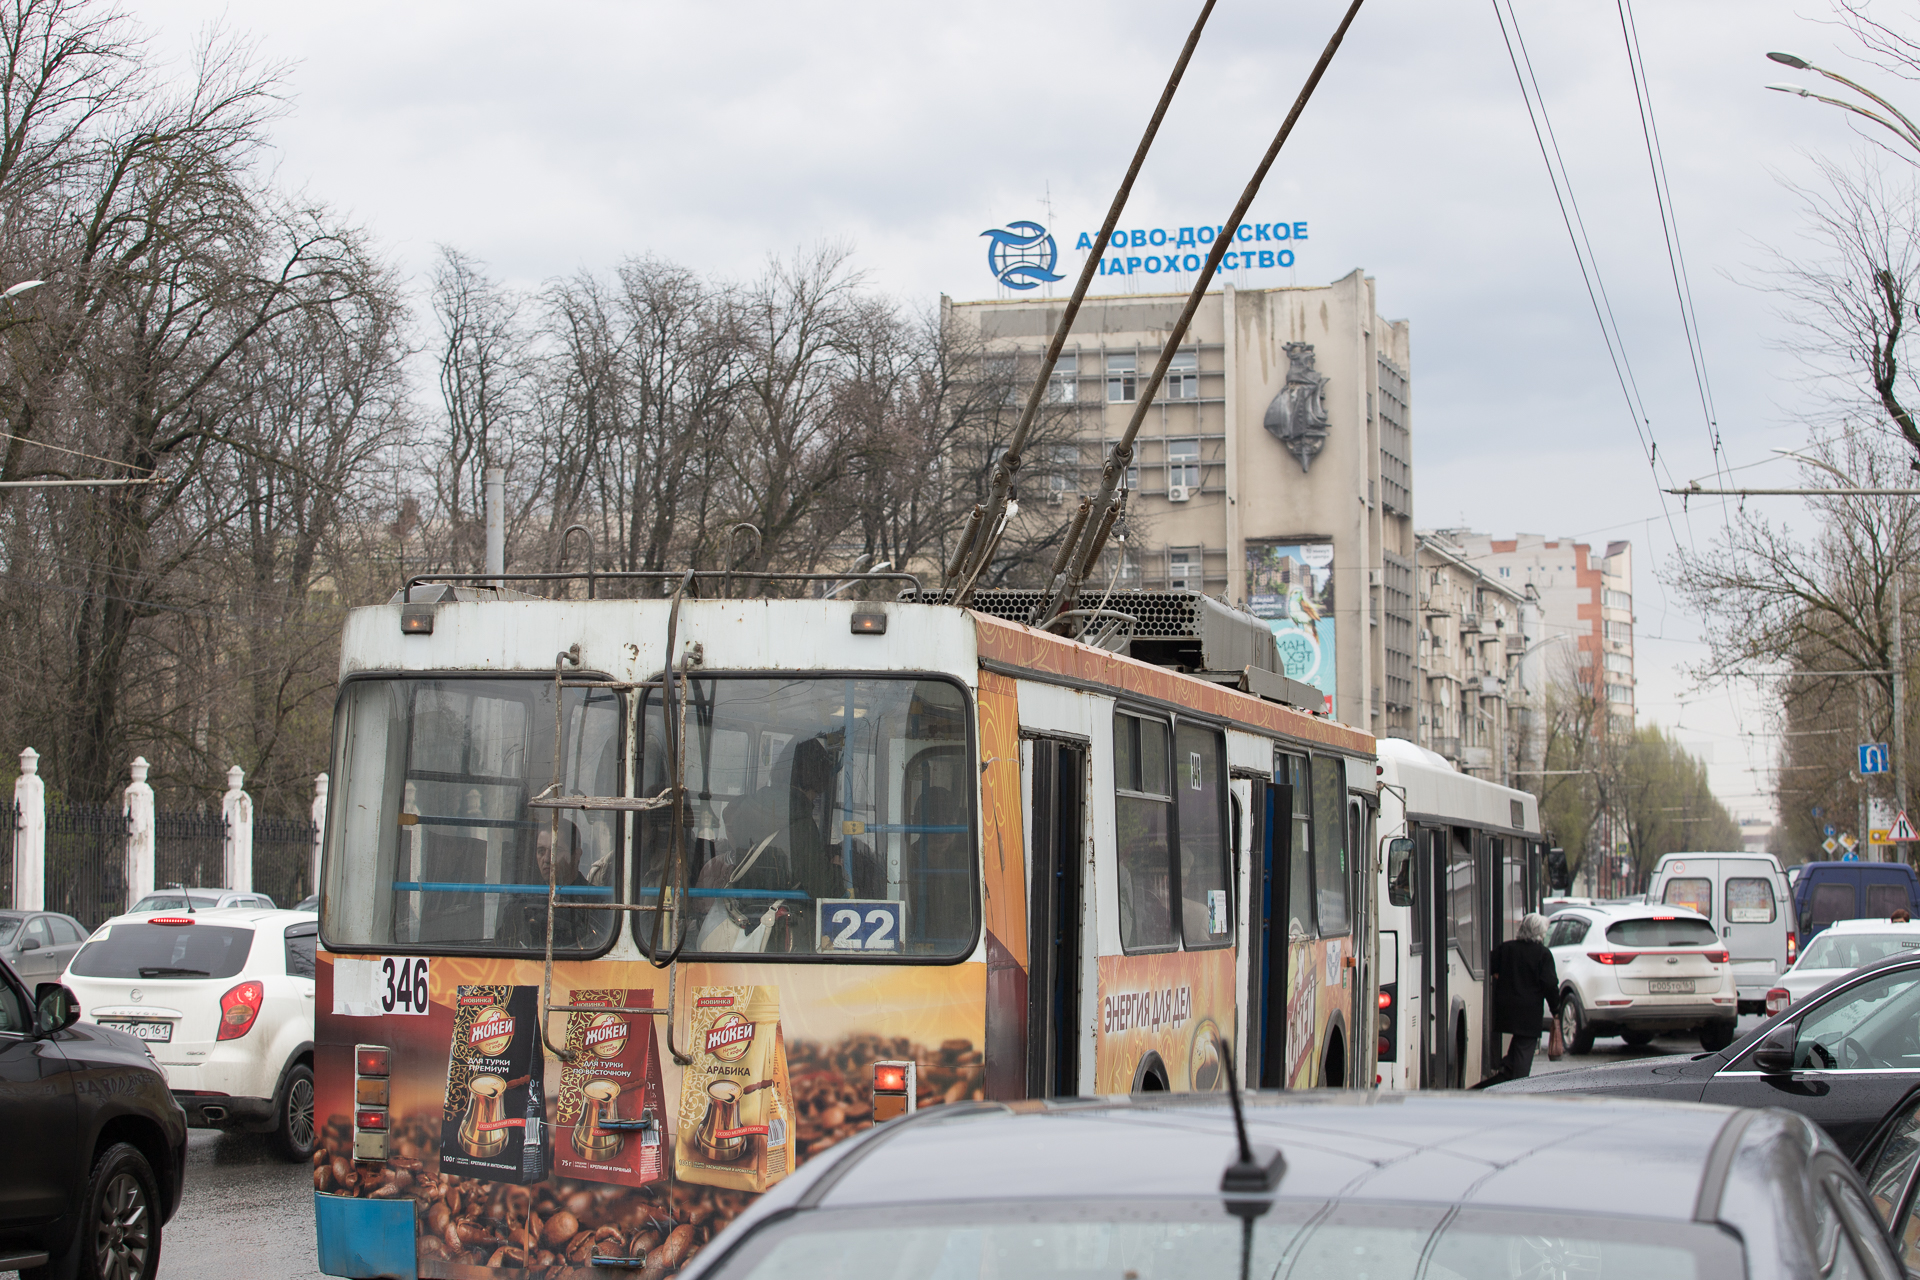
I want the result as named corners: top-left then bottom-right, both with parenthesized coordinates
top-left (1798, 932), bottom-right (1920, 972)
top-left (1605, 917), bottom-right (1718, 947)
top-left (0, 916), bottom-right (19, 945)
top-left (702, 1201), bottom-right (1739, 1280)
top-left (131, 893), bottom-right (216, 912)
top-left (69, 923), bottom-right (254, 979)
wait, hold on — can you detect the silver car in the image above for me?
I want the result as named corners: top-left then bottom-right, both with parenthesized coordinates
top-left (0, 909), bottom-right (88, 980)
top-left (129, 889), bottom-right (276, 913)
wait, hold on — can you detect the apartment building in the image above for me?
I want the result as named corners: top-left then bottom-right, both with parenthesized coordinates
top-left (948, 269), bottom-right (1413, 732)
top-left (1413, 532), bottom-right (1527, 783)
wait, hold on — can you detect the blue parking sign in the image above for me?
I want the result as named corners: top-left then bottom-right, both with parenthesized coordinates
top-left (1862, 743), bottom-right (1892, 775)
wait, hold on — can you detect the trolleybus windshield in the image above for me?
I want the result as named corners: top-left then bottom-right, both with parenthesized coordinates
top-left (635, 676), bottom-right (977, 961)
top-left (321, 676), bottom-right (623, 954)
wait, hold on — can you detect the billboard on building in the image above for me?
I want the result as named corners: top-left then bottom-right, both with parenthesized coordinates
top-left (1248, 542), bottom-right (1335, 714)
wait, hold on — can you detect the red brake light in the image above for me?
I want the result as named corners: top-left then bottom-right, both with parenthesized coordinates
top-left (874, 1064), bottom-right (908, 1095)
top-left (1787, 932), bottom-right (1798, 964)
top-left (1766, 988), bottom-right (1791, 1016)
top-left (1704, 950), bottom-right (1729, 964)
top-left (217, 981), bottom-right (263, 1040)
top-left (355, 1109), bottom-right (388, 1130)
top-left (150, 917), bottom-right (194, 926)
top-left (356, 1046), bottom-right (390, 1077)
top-left (1588, 952), bottom-right (1638, 965)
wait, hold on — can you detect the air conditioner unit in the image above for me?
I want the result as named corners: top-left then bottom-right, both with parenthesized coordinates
top-left (1167, 484), bottom-right (1192, 502)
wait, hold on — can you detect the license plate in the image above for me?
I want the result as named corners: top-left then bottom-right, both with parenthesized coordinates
top-left (99, 1019), bottom-right (172, 1042)
top-left (1647, 979), bottom-right (1695, 994)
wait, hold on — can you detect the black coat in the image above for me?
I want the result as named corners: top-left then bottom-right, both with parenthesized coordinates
top-left (1489, 938), bottom-right (1559, 1034)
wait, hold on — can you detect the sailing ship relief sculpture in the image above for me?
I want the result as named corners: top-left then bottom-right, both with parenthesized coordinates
top-left (1263, 341), bottom-right (1331, 472)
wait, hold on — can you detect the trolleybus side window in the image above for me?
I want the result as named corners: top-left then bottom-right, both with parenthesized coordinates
top-left (1275, 753), bottom-right (1314, 941)
top-left (1175, 723), bottom-right (1231, 948)
top-left (636, 676), bottom-right (977, 961)
top-left (1116, 710), bottom-right (1176, 953)
top-left (320, 677), bottom-right (622, 955)
top-left (1449, 827), bottom-right (1484, 975)
top-left (1309, 755), bottom-right (1348, 936)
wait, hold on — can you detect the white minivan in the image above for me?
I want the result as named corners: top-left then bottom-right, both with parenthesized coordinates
top-left (1646, 852), bottom-right (1793, 1015)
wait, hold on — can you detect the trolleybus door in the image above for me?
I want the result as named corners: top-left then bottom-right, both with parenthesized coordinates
top-left (1416, 826), bottom-right (1453, 1088)
top-left (1250, 780), bottom-right (1293, 1088)
top-left (1026, 739), bottom-right (1087, 1098)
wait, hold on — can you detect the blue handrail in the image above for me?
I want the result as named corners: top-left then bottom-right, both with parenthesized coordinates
top-left (391, 882), bottom-right (612, 897)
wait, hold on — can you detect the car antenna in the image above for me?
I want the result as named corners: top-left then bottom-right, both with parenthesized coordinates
top-left (1217, 1034), bottom-right (1283, 1192)
top-left (169, 882), bottom-right (193, 915)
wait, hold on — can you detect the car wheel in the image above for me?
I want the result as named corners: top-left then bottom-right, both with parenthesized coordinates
top-left (1559, 992), bottom-right (1595, 1056)
top-left (1621, 1030), bottom-right (1655, 1047)
top-left (268, 1063), bottom-right (316, 1162)
top-left (26, 1142), bottom-right (161, 1280)
top-left (1699, 1020), bottom-right (1738, 1052)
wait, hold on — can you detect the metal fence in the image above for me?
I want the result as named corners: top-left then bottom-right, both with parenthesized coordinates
top-left (154, 809), bottom-right (226, 897)
top-left (46, 800), bottom-right (126, 929)
top-left (254, 815), bottom-right (317, 908)
top-left (0, 797), bottom-right (14, 910)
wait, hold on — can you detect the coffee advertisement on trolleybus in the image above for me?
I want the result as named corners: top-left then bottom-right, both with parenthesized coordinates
top-left (316, 953), bottom-right (986, 1276)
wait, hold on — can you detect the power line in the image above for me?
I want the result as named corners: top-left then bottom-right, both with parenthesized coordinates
top-left (1489, 0), bottom-right (1686, 557)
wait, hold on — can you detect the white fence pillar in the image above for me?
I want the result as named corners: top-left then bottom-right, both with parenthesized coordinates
top-left (12, 747), bottom-right (43, 910)
top-left (310, 773), bottom-right (328, 902)
top-left (222, 765), bottom-right (253, 892)
top-left (125, 757), bottom-right (155, 909)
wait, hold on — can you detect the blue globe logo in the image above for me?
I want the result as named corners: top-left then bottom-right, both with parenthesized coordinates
top-left (981, 220), bottom-right (1064, 290)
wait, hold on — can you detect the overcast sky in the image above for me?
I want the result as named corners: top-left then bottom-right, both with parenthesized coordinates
top-left (131, 0), bottom-right (1904, 827)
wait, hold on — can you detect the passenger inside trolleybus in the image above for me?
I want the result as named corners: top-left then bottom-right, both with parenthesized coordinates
top-left (513, 821), bottom-right (610, 950)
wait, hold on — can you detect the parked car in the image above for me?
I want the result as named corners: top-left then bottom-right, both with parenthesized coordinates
top-left (1498, 946), bottom-right (1920, 1160)
top-left (293, 894), bottom-right (317, 914)
top-left (0, 953), bottom-right (187, 1278)
top-left (62, 906), bottom-right (317, 1161)
top-left (1648, 850), bottom-right (1794, 1013)
top-left (1547, 903), bottom-right (1739, 1053)
top-left (1794, 860), bottom-right (1920, 943)
top-left (674, 1090), bottom-right (1900, 1280)
top-left (0, 909), bottom-right (88, 981)
top-left (127, 888), bottom-right (276, 913)
top-left (1769, 918), bottom-right (1920, 1013)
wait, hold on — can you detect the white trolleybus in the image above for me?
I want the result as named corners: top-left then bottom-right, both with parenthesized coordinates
top-left (1374, 735), bottom-right (1547, 1090)
top-left (309, 573), bottom-right (1385, 1280)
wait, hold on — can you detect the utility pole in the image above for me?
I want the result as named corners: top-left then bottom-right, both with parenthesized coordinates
top-left (1898, 571), bottom-right (1910, 862)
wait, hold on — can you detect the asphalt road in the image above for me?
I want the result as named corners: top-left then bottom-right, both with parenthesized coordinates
top-left (1528, 1011), bottom-right (1768, 1078)
top-left (0, 1014), bottom-right (1775, 1280)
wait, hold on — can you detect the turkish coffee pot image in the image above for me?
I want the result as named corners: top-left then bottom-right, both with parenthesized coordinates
top-left (693, 1079), bottom-right (776, 1163)
top-left (573, 1079), bottom-right (625, 1159)
top-left (457, 1073), bottom-right (531, 1159)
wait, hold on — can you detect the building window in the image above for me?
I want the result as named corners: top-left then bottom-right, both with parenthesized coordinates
top-left (1048, 354), bottom-right (1078, 403)
top-left (1499, 566), bottom-right (1510, 577)
top-left (1606, 682), bottom-right (1634, 705)
top-left (1047, 445), bottom-right (1077, 496)
top-left (1603, 620), bottom-right (1632, 644)
top-left (1107, 353), bottom-right (1137, 403)
top-left (1604, 651), bottom-right (1631, 674)
top-left (1169, 547), bottom-right (1202, 590)
top-left (1167, 438), bottom-right (1201, 489)
top-left (987, 356), bottom-right (1020, 405)
top-left (1604, 589), bottom-right (1632, 610)
top-left (1167, 349), bottom-right (1199, 399)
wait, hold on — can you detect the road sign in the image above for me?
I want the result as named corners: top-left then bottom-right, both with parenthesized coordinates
top-left (1841, 833), bottom-right (1858, 851)
top-left (1862, 743), bottom-right (1892, 775)
top-left (1826, 824), bottom-right (1837, 838)
top-left (1872, 799), bottom-right (1896, 845)
top-left (1844, 850), bottom-right (1861, 861)
top-left (1893, 811), bottom-right (1920, 843)
top-left (1824, 836), bottom-right (1840, 854)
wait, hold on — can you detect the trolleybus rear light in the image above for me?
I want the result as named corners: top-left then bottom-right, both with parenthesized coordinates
top-left (851, 612), bottom-right (887, 635)
top-left (356, 1108), bottom-right (388, 1131)
top-left (356, 1045), bottom-right (390, 1077)
top-left (873, 1059), bottom-right (915, 1122)
top-left (356, 1077), bottom-right (388, 1106)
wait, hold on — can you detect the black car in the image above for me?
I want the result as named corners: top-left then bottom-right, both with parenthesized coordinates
top-left (1497, 948), bottom-right (1920, 1160)
top-left (676, 1091), bottom-right (1898, 1280)
top-left (0, 955), bottom-right (187, 1280)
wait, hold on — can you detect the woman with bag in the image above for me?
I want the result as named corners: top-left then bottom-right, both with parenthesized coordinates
top-left (1476, 912), bottom-right (1560, 1087)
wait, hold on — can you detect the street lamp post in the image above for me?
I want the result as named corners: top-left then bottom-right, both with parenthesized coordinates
top-left (1766, 50), bottom-right (1920, 158)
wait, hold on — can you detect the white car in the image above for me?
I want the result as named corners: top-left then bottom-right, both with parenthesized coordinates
top-left (62, 907), bottom-right (317, 1160)
top-left (1765, 918), bottom-right (1920, 1015)
top-left (1547, 904), bottom-right (1739, 1053)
